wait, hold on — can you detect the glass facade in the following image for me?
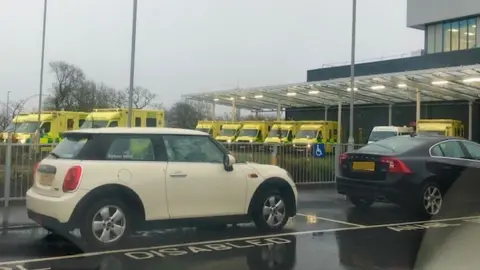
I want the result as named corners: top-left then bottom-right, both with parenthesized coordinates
top-left (426, 16), bottom-right (478, 54)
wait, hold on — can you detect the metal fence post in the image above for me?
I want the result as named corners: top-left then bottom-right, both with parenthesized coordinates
top-left (271, 144), bottom-right (278, 165)
top-left (334, 144), bottom-right (340, 178)
top-left (2, 133), bottom-right (13, 233)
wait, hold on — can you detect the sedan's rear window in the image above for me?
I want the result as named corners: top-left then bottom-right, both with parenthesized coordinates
top-left (51, 133), bottom-right (92, 159)
top-left (358, 136), bottom-right (424, 154)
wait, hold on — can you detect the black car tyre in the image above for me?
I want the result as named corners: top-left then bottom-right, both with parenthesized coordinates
top-left (418, 181), bottom-right (443, 217)
top-left (80, 198), bottom-right (132, 250)
top-left (348, 196), bottom-right (374, 208)
top-left (252, 190), bottom-right (289, 231)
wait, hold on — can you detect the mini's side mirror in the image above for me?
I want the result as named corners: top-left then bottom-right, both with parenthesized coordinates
top-left (223, 153), bottom-right (235, 171)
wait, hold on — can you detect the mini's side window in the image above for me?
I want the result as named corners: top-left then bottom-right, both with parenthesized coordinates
top-left (437, 141), bottom-right (466, 159)
top-left (461, 141), bottom-right (480, 159)
top-left (105, 136), bottom-right (155, 161)
top-left (430, 145), bottom-right (444, 156)
top-left (163, 135), bottom-right (224, 163)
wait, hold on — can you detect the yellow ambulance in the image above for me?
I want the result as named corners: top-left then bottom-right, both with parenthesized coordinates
top-left (264, 121), bottom-right (300, 144)
top-left (81, 108), bottom-right (165, 129)
top-left (292, 121), bottom-right (339, 153)
top-left (416, 119), bottom-right (464, 137)
top-left (216, 122), bottom-right (243, 143)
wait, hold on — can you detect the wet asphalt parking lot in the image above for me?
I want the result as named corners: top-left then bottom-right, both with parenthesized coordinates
top-left (1, 188), bottom-right (480, 270)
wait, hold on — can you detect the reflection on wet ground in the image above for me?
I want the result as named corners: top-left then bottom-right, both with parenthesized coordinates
top-left (2, 188), bottom-right (480, 270)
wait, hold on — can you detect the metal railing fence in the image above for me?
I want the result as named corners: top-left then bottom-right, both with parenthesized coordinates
top-left (0, 142), bottom-right (367, 203)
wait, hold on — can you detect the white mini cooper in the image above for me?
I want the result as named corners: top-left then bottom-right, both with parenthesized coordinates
top-left (26, 128), bottom-right (298, 248)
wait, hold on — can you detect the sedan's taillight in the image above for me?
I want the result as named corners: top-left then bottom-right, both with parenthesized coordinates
top-left (63, 165), bottom-right (83, 192)
top-left (380, 157), bottom-right (412, 174)
top-left (339, 153), bottom-right (348, 164)
top-left (33, 161), bottom-right (40, 177)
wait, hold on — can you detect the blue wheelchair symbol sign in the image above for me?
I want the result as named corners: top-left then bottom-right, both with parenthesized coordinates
top-left (312, 143), bottom-right (325, 158)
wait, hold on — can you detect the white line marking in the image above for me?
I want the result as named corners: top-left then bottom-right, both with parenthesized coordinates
top-left (296, 213), bottom-right (365, 227)
top-left (1, 214), bottom-right (480, 266)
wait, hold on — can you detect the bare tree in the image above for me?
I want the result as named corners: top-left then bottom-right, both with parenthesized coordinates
top-left (122, 86), bottom-right (156, 109)
top-left (167, 101), bottom-right (209, 129)
top-left (0, 100), bottom-right (26, 131)
top-left (45, 61), bottom-right (86, 110)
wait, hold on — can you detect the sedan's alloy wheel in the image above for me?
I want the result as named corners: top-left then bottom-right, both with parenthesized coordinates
top-left (92, 205), bottom-right (127, 243)
top-left (423, 186), bottom-right (442, 215)
top-left (263, 195), bottom-right (286, 227)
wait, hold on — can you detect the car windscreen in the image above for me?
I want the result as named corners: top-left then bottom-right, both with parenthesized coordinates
top-left (81, 120), bottom-right (108, 129)
top-left (368, 131), bottom-right (397, 142)
top-left (296, 130), bottom-right (316, 139)
top-left (417, 130), bottom-right (445, 136)
top-left (15, 122), bottom-right (39, 133)
top-left (358, 136), bottom-right (424, 154)
top-left (50, 133), bottom-right (93, 159)
top-left (238, 129), bottom-right (258, 137)
top-left (220, 129), bottom-right (236, 136)
top-left (268, 129), bottom-right (288, 138)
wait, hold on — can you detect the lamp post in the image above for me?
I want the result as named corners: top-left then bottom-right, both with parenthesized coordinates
top-left (347, 0), bottom-right (357, 151)
top-left (127, 0), bottom-right (138, 127)
top-left (37, 0), bottom-right (48, 141)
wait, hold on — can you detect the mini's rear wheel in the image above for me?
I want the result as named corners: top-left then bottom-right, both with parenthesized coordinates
top-left (348, 196), bottom-right (374, 208)
top-left (80, 198), bottom-right (131, 249)
top-left (252, 190), bottom-right (289, 231)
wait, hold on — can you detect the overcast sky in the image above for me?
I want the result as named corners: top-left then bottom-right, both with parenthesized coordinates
top-left (0, 0), bottom-right (423, 111)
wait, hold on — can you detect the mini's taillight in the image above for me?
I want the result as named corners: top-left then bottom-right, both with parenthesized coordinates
top-left (63, 165), bottom-right (83, 192)
top-left (380, 157), bottom-right (412, 174)
top-left (33, 161), bottom-right (40, 177)
top-left (339, 153), bottom-right (348, 164)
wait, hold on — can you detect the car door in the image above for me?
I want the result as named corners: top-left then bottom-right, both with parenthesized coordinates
top-left (101, 134), bottom-right (169, 220)
top-left (429, 140), bottom-right (469, 185)
top-left (163, 134), bottom-right (247, 218)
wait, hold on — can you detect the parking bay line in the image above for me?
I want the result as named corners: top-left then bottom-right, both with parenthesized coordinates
top-left (296, 213), bottom-right (365, 227)
top-left (2, 214), bottom-right (480, 266)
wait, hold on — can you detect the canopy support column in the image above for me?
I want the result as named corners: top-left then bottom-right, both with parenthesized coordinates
top-left (324, 106), bottom-right (328, 120)
top-left (388, 104), bottom-right (392, 126)
top-left (212, 102), bottom-right (216, 120)
top-left (232, 99), bottom-right (236, 121)
top-left (469, 101), bottom-right (473, 140)
top-left (276, 102), bottom-right (281, 121)
top-left (416, 89), bottom-right (421, 126)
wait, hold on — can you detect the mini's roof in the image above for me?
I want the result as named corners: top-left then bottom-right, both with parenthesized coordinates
top-left (65, 127), bottom-right (208, 136)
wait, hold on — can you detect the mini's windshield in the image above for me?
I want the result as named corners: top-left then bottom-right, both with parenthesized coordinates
top-left (238, 129), bottom-right (258, 137)
top-left (268, 129), bottom-right (289, 138)
top-left (296, 130), bottom-right (317, 139)
top-left (220, 129), bottom-right (237, 136)
top-left (368, 131), bottom-right (398, 142)
top-left (81, 120), bottom-right (109, 129)
top-left (15, 122), bottom-right (40, 133)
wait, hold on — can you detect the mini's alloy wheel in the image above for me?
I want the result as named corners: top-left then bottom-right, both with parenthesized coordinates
top-left (262, 195), bottom-right (287, 227)
top-left (92, 205), bottom-right (127, 244)
top-left (423, 185), bottom-right (442, 216)
top-left (80, 198), bottom-right (132, 249)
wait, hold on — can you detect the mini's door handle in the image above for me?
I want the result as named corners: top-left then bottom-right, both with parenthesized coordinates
top-left (170, 172), bottom-right (187, 177)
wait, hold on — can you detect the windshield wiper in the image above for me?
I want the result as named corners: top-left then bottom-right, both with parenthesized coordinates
top-left (49, 152), bottom-right (60, 159)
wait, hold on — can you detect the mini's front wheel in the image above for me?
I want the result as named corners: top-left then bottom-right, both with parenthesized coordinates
top-left (252, 190), bottom-right (289, 231)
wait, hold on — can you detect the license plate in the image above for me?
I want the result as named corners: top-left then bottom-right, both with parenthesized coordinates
top-left (39, 173), bottom-right (54, 186)
top-left (352, 161), bottom-right (375, 172)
